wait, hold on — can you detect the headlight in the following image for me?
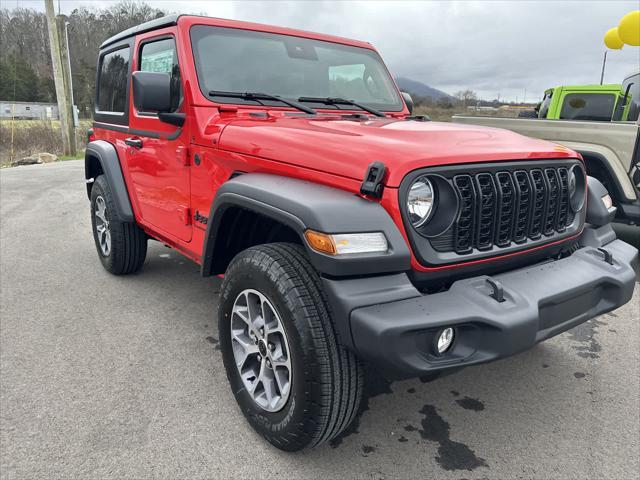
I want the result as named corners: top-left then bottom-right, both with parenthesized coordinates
top-left (407, 176), bottom-right (435, 227)
top-left (569, 165), bottom-right (586, 212)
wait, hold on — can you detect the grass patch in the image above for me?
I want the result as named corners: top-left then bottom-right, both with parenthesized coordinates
top-left (0, 119), bottom-right (91, 166)
top-left (59, 150), bottom-right (85, 161)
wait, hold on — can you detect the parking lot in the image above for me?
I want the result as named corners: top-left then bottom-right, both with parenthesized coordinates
top-left (1, 161), bottom-right (638, 479)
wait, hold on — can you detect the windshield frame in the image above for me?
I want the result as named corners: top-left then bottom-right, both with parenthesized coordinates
top-left (189, 24), bottom-right (404, 113)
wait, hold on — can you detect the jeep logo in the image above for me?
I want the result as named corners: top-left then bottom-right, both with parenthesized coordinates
top-left (194, 210), bottom-right (208, 225)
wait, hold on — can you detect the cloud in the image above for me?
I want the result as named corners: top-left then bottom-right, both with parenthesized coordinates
top-left (9, 0), bottom-right (640, 100)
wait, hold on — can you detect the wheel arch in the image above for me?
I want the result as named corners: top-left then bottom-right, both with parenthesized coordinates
top-left (85, 140), bottom-right (134, 222)
top-left (578, 150), bottom-right (631, 204)
top-left (201, 174), bottom-right (411, 277)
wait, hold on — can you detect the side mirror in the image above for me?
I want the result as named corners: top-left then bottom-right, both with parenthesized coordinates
top-left (132, 71), bottom-right (171, 112)
top-left (401, 91), bottom-right (414, 114)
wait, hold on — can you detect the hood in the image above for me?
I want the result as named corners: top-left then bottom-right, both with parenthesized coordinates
top-left (217, 115), bottom-right (577, 187)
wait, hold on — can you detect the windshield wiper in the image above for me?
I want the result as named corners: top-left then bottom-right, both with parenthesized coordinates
top-left (208, 91), bottom-right (317, 115)
top-left (297, 97), bottom-right (386, 117)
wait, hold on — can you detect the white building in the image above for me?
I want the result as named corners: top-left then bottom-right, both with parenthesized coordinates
top-left (0, 101), bottom-right (60, 120)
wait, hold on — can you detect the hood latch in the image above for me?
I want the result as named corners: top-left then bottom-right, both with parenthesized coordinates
top-left (360, 162), bottom-right (386, 199)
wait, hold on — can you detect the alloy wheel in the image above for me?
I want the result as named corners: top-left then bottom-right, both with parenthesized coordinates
top-left (230, 289), bottom-right (292, 412)
top-left (94, 195), bottom-right (111, 256)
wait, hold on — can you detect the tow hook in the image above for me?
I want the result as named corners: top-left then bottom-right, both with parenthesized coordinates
top-left (597, 248), bottom-right (614, 265)
top-left (486, 278), bottom-right (506, 303)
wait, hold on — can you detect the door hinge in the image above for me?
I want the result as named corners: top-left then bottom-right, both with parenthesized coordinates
top-left (178, 206), bottom-right (191, 225)
top-left (176, 146), bottom-right (190, 166)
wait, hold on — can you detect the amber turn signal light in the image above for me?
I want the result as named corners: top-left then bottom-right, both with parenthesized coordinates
top-left (304, 230), bottom-right (337, 255)
top-left (304, 230), bottom-right (388, 255)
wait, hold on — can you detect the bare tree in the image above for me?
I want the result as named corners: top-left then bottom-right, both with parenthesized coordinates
top-left (1, 1), bottom-right (165, 116)
top-left (454, 89), bottom-right (478, 108)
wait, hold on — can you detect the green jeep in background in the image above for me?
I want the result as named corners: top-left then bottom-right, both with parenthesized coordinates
top-left (521, 83), bottom-right (635, 122)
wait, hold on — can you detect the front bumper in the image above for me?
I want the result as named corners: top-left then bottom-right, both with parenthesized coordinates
top-left (323, 236), bottom-right (638, 379)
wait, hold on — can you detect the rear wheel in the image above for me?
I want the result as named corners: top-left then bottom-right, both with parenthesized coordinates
top-left (90, 175), bottom-right (147, 275)
top-left (517, 109), bottom-right (538, 118)
top-left (218, 243), bottom-right (364, 451)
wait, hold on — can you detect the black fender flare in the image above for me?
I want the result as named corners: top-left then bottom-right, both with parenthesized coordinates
top-left (577, 150), bottom-right (630, 203)
top-left (201, 173), bottom-right (411, 277)
top-left (85, 140), bottom-right (134, 222)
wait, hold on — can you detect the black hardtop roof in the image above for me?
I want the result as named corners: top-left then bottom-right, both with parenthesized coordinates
top-left (100, 14), bottom-right (180, 49)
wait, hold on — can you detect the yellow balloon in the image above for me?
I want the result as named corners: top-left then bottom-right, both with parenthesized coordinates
top-left (604, 27), bottom-right (624, 49)
top-left (618, 10), bottom-right (640, 46)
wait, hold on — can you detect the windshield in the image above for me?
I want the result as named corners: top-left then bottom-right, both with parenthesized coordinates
top-left (190, 25), bottom-right (403, 111)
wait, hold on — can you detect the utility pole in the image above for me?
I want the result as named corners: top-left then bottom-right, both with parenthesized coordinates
top-left (58, 17), bottom-right (76, 153)
top-left (45, 0), bottom-right (74, 156)
top-left (600, 51), bottom-right (607, 85)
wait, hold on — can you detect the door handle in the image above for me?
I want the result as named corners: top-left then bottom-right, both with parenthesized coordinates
top-left (125, 137), bottom-right (143, 148)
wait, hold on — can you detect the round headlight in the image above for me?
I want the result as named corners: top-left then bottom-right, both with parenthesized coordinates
top-left (407, 176), bottom-right (435, 227)
top-left (569, 165), bottom-right (586, 212)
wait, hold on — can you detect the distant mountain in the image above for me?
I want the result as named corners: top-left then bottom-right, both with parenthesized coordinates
top-left (395, 77), bottom-right (453, 100)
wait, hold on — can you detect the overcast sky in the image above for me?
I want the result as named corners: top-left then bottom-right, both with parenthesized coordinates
top-left (6, 0), bottom-right (640, 101)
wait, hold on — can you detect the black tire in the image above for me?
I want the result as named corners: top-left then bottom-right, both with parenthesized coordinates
top-left (218, 243), bottom-right (364, 451)
top-left (90, 175), bottom-right (147, 275)
top-left (518, 109), bottom-right (538, 118)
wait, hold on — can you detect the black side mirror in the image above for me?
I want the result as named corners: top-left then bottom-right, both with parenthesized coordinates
top-left (132, 71), bottom-right (171, 112)
top-left (401, 91), bottom-right (414, 114)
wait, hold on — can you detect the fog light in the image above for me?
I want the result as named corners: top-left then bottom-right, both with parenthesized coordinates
top-left (436, 328), bottom-right (455, 354)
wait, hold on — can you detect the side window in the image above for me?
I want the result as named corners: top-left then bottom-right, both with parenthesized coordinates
top-left (97, 47), bottom-right (130, 113)
top-left (139, 38), bottom-right (182, 112)
top-left (559, 93), bottom-right (616, 121)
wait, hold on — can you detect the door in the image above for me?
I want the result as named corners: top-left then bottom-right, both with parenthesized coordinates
top-left (127, 35), bottom-right (192, 242)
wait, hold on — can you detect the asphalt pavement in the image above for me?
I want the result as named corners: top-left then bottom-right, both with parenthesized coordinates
top-left (1, 161), bottom-right (639, 479)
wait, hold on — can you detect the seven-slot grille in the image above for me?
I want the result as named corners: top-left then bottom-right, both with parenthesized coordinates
top-left (450, 166), bottom-right (573, 254)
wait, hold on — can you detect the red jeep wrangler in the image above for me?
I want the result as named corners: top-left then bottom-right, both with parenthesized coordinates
top-left (86, 15), bottom-right (638, 451)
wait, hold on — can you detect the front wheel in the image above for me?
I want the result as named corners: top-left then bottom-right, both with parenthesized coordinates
top-left (218, 243), bottom-right (364, 451)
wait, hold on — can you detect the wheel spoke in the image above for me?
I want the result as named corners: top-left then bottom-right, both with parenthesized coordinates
top-left (273, 365), bottom-right (289, 396)
top-left (260, 372), bottom-right (277, 406)
top-left (243, 370), bottom-right (260, 394)
top-left (231, 332), bottom-right (259, 368)
top-left (246, 291), bottom-right (260, 325)
top-left (233, 307), bottom-right (259, 340)
top-left (271, 358), bottom-right (289, 368)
